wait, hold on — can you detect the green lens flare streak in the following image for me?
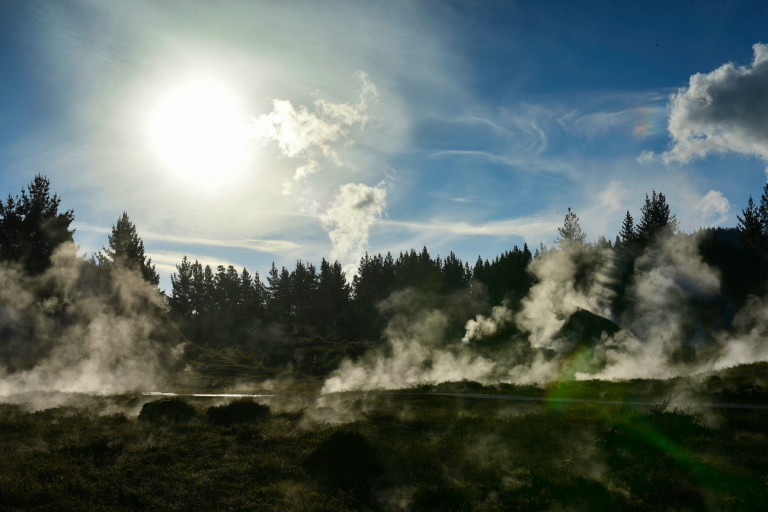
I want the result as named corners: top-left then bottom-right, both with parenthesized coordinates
top-left (545, 345), bottom-right (724, 495)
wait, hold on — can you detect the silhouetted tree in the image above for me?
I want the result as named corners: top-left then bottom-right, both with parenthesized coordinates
top-left (239, 267), bottom-right (266, 320)
top-left (214, 265), bottom-right (241, 312)
top-left (395, 247), bottom-right (442, 291)
top-left (170, 256), bottom-right (194, 319)
top-left (291, 260), bottom-right (318, 334)
top-left (97, 211), bottom-right (159, 285)
top-left (0, 174), bottom-right (75, 274)
top-left (317, 259), bottom-right (350, 334)
top-left (737, 195), bottom-right (762, 248)
top-left (758, 182), bottom-right (768, 237)
top-left (266, 263), bottom-right (292, 323)
top-left (472, 245), bottom-right (532, 305)
top-left (619, 210), bottom-right (637, 246)
top-left (347, 252), bottom-right (396, 338)
top-left (555, 208), bottom-right (586, 248)
top-left (636, 191), bottom-right (677, 244)
top-left (442, 251), bottom-right (470, 291)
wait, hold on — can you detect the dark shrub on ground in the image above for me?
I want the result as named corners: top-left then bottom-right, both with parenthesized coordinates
top-left (206, 398), bottom-right (270, 426)
top-left (410, 484), bottom-right (471, 511)
top-left (138, 398), bottom-right (197, 425)
top-left (306, 430), bottom-right (382, 491)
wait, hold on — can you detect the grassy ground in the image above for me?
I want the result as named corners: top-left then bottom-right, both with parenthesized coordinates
top-left (1, 366), bottom-right (767, 511)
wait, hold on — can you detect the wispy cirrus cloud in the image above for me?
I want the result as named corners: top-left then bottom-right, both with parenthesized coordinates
top-left (384, 216), bottom-right (558, 245)
top-left (429, 150), bottom-right (578, 176)
top-left (76, 223), bottom-right (302, 253)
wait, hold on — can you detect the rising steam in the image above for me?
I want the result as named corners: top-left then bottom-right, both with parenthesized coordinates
top-left (322, 289), bottom-right (494, 393)
top-left (323, 233), bottom-right (768, 392)
top-left (0, 244), bottom-right (186, 397)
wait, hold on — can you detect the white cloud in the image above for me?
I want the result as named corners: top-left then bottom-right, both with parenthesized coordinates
top-left (76, 223), bottom-right (303, 254)
top-left (321, 182), bottom-right (387, 269)
top-left (697, 190), bottom-right (731, 222)
top-left (385, 216), bottom-right (558, 246)
top-left (664, 43), bottom-right (768, 165)
top-left (293, 159), bottom-right (320, 180)
top-left (636, 150), bottom-right (657, 164)
top-left (252, 71), bottom-right (377, 168)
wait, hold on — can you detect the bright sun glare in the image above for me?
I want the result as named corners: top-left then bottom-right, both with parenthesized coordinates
top-left (148, 79), bottom-right (251, 182)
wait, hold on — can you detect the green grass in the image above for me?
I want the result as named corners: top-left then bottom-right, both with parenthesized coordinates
top-left (1, 366), bottom-right (767, 511)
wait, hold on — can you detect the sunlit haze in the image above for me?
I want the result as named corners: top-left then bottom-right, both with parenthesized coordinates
top-left (1, 1), bottom-right (768, 290)
top-left (148, 78), bottom-right (252, 184)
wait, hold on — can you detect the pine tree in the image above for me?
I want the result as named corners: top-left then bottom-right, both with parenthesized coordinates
top-left (0, 174), bottom-right (75, 274)
top-left (555, 208), bottom-right (586, 248)
top-left (619, 210), bottom-right (636, 246)
top-left (758, 182), bottom-right (768, 238)
top-left (170, 256), bottom-right (194, 319)
top-left (317, 258), bottom-right (350, 334)
top-left (97, 211), bottom-right (159, 285)
top-left (636, 191), bottom-right (678, 243)
top-left (239, 267), bottom-right (265, 319)
top-left (737, 195), bottom-right (763, 248)
top-left (442, 251), bottom-right (469, 291)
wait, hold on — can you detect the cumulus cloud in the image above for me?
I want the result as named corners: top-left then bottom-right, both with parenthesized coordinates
top-left (321, 182), bottom-right (387, 272)
top-left (696, 190), bottom-right (731, 222)
top-left (252, 71), bottom-right (378, 191)
top-left (663, 43), bottom-right (768, 166)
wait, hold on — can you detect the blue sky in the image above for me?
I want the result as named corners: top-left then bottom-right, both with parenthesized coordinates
top-left (2, 0), bottom-right (768, 291)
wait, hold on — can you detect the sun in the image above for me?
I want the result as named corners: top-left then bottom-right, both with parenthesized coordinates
top-left (148, 79), bottom-right (252, 183)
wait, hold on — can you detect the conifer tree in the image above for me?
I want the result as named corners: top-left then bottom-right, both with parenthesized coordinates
top-left (619, 210), bottom-right (636, 246)
top-left (758, 182), bottom-right (768, 237)
top-left (0, 174), bottom-right (75, 274)
top-left (170, 256), bottom-right (194, 319)
top-left (636, 191), bottom-right (678, 244)
top-left (97, 211), bottom-right (159, 285)
top-left (737, 195), bottom-right (762, 248)
top-left (239, 267), bottom-right (266, 319)
top-left (555, 208), bottom-right (586, 248)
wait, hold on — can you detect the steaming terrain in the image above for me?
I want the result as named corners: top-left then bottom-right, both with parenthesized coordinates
top-left (3, 177), bottom-right (768, 510)
top-left (6, 3), bottom-right (768, 509)
top-left (1, 364), bottom-right (767, 511)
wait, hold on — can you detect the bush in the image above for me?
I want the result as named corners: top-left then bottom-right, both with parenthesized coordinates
top-left (205, 399), bottom-right (270, 426)
top-left (138, 398), bottom-right (197, 425)
top-left (306, 430), bottom-right (381, 491)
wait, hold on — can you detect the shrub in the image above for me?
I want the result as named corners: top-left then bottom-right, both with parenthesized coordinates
top-left (306, 430), bottom-right (381, 491)
top-left (205, 398), bottom-right (270, 426)
top-left (138, 398), bottom-right (197, 425)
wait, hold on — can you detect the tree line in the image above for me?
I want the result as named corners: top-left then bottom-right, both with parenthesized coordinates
top-left (2, 174), bottom-right (768, 355)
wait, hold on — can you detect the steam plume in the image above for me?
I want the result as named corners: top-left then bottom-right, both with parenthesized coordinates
top-left (0, 244), bottom-right (185, 397)
top-left (323, 232), bottom-right (768, 392)
top-left (322, 289), bottom-right (494, 393)
top-left (321, 181), bottom-right (387, 275)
